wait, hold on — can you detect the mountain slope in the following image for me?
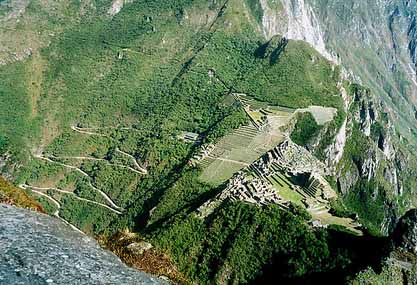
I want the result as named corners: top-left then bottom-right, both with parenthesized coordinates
top-left (309, 0), bottom-right (417, 146)
top-left (0, 0), bottom-right (416, 283)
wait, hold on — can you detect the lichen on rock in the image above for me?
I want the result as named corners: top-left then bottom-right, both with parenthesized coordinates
top-left (0, 204), bottom-right (167, 285)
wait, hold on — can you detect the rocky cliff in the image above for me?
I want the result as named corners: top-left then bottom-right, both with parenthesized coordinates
top-left (332, 84), bottom-right (417, 235)
top-left (310, 0), bottom-right (417, 235)
top-left (257, 0), bottom-right (417, 235)
top-left (394, 209), bottom-right (417, 254)
top-left (309, 0), bottom-right (417, 146)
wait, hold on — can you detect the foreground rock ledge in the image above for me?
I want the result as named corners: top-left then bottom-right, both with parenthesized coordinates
top-left (0, 204), bottom-right (168, 285)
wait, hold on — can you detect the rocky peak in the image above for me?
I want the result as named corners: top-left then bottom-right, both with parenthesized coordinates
top-left (259, 0), bottom-right (335, 61)
top-left (351, 87), bottom-right (377, 138)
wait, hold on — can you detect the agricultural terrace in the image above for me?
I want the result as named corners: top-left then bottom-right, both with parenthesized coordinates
top-left (198, 115), bottom-right (290, 185)
top-left (197, 93), bottom-right (338, 186)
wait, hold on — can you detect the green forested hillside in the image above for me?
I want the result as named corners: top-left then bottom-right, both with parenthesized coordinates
top-left (151, 202), bottom-right (349, 283)
top-left (1, 0), bottom-right (416, 284)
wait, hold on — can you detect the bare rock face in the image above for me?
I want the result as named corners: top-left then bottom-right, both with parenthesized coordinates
top-left (325, 118), bottom-right (347, 169)
top-left (107, 0), bottom-right (134, 16)
top-left (0, 204), bottom-right (167, 285)
top-left (309, 0), bottom-right (417, 145)
top-left (127, 241), bottom-right (154, 255)
top-left (259, 0), bottom-right (336, 61)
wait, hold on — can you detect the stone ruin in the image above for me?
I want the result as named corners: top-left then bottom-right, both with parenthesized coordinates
top-left (197, 172), bottom-right (288, 218)
top-left (196, 139), bottom-right (336, 218)
top-left (190, 144), bottom-right (215, 165)
top-left (267, 140), bottom-right (329, 176)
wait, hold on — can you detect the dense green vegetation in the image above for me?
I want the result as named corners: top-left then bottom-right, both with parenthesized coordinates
top-left (14, 0), bottom-right (345, 234)
top-left (0, 63), bottom-right (36, 158)
top-left (0, 134), bottom-right (8, 155)
top-left (11, 0), bottom-right (249, 235)
top-left (236, 38), bottom-right (343, 110)
top-left (146, 167), bottom-right (215, 226)
top-left (245, 0), bottom-right (263, 24)
top-left (352, 264), bottom-right (410, 285)
top-left (59, 194), bottom-right (118, 233)
top-left (205, 107), bottom-right (249, 142)
top-left (344, 179), bottom-right (389, 236)
top-left (151, 201), bottom-right (350, 284)
top-left (34, 196), bottom-right (57, 215)
top-left (329, 198), bottom-right (355, 219)
top-left (291, 112), bottom-right (322, 147)
top-left (2, 0), bottom-right (415, 283)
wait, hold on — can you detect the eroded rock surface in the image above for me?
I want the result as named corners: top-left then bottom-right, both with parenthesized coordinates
top-left (0, 204), bottom-right (167, 285)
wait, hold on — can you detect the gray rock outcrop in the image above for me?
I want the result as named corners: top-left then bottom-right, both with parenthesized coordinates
top-left (0, 204), bottom-right (167, 285)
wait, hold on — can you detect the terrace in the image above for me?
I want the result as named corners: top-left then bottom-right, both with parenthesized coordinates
top-left (198, 139), bottom-right (362, 235)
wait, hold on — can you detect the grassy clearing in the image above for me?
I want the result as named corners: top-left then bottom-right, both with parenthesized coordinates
top-left (200, 160), bottom-right (246, 185)
top-left (247, 109), bottom-right (264, 125)
top-left (302, 106), bottom-right (338, 125)
top-left (311, 212), bottom-right (362, 236)
top-left (269, 173), bottom-right (304, 205)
